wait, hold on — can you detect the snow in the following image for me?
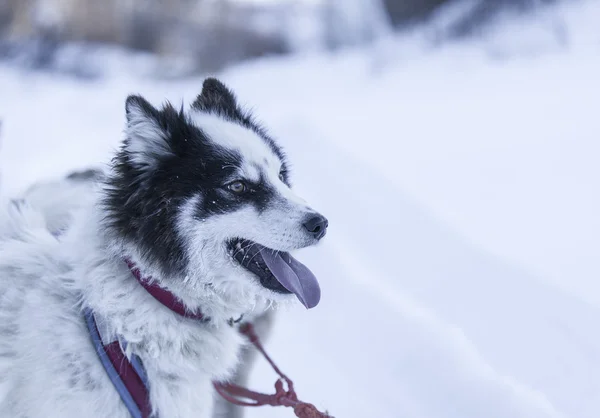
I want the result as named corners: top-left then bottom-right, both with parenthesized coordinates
top-left (1, 1), bottom-right (600, 417)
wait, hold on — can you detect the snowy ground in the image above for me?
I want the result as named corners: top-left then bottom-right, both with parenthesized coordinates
top-left (1, 1), bottom-right (599, 417)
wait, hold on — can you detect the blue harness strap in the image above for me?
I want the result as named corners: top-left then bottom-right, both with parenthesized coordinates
top-left (82, 259), bottom-right (214, 418)
top-left (84, 308), bottom-right (152, 418)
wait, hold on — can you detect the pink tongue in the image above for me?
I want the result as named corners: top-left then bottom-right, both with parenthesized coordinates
top-left (260, 251), bottom-right (321, 309)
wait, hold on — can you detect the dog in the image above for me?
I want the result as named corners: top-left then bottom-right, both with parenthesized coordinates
top-left (0, 78), bottom-right (328, 418)
top-left (3, 167), bottom-right (276, 418)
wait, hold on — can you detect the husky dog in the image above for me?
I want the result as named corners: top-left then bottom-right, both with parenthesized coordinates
top-left (4, 168), bottom-right (275, 418)
top-left (0, 78), bottom-right (328, 418)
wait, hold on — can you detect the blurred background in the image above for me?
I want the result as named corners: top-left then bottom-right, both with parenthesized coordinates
top-left (1, 0), bottom-right (599, 417)
top-left (0, 0), bottom-right (582, 77)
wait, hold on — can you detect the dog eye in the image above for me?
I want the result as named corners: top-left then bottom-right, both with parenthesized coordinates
top-left (227, 181), bottom-right (247, 194)
top-left (279, 172), bottom-right (285, 182)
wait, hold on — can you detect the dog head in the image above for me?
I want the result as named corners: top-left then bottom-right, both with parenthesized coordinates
top-left (103, 78), bottom-right (328, 312)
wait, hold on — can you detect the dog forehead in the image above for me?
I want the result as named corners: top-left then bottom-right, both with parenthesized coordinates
top-left (192, 112), bottom-right (281, 172)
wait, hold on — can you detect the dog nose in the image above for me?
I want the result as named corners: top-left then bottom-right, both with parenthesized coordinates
top-left (303, 213), bottom-right (329, 240)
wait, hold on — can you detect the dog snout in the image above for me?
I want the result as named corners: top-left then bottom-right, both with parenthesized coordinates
top-left (302, 213), bottom-right (329, 240)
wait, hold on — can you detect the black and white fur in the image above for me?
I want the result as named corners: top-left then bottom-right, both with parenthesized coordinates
top-left (0, 78), bottom-right (327, 418)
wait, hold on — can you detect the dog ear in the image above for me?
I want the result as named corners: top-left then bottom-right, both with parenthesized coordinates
top-left (124, 95), bottom-right (172, 169)
top-left (192, 78), bottom-right (239, 116)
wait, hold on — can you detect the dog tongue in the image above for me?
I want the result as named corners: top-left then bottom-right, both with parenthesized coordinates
top-left (260, 251), bottom-right (321, 309)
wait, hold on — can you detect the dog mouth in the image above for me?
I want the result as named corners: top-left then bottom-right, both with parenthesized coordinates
top-left (227, 239), bottom-right (321, 309)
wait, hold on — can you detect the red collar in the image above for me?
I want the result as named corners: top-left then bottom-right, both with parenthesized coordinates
top-left (125, 259), bottom-right (206, 321)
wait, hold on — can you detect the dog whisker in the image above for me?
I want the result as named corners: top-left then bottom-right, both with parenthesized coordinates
top-left (246, 246), bottom-right (266, 265)
top-left (231, 241), bottom-right (256, 259)
top-left (242, 243), bottom-right (259, 263)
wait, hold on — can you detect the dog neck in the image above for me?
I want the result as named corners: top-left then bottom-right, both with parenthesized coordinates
top-left (66, 199), bottom-right (267, 340)
top-left (124, 257), bottom-right (208, 321)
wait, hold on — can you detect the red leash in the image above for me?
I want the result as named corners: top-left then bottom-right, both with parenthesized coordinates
top-left (214, 323), bottom-right (333, 418)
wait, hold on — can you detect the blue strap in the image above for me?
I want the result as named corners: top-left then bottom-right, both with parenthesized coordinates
top-left (84, 308), bottom-right (144, 418)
